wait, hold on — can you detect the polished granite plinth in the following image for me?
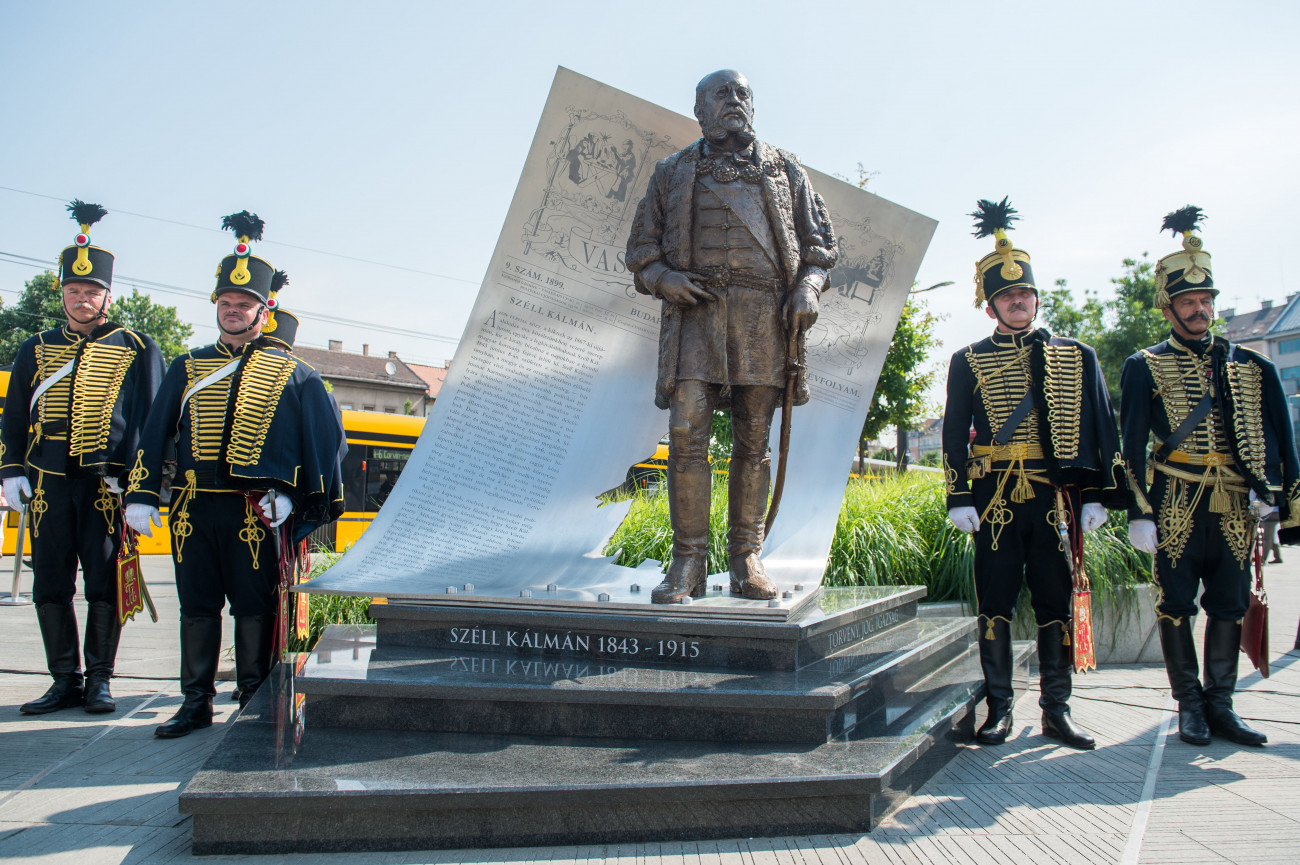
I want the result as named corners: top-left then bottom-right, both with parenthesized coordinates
top-left (181, 587), bottom-right (1029, 853)
top-left (373, 585), bottom-right (925, 670)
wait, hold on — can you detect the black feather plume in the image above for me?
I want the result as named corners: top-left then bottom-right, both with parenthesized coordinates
top-left (66, 200), bottom-right (107, 227)
top-left (220, 210), bottom-right (265, 242)
top-left (1161, 205), bottom-right (1205, 237)
top-left (270, 270), bottom-right (289, 293)
top-left (970, 197), bottom-right (1019, 238)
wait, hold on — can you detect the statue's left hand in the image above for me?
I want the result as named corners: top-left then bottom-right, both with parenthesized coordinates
top-left (785, 283), bottom-right (819, 333)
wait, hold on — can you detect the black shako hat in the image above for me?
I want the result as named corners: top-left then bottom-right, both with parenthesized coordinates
top-left (58, 200), bottom-right (114, 290)
top-left (261, 270), bottom-right (298, 350)
top-left (212, 210), bottom-right (274, 303)
top-left (971, 197), bottom-right (1036, 308)
top-left (1153, 205), bottom-right (1215, 308)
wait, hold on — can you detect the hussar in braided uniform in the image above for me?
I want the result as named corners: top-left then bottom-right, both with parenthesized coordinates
top-left (943, 199), bottom-right (1127, 749)
top-left (123, 212), bottom-right (344, 738)
top-left (1121, 206), bottom-right (1300, 747)
top-left (1, 201), bottom-right (165, 715)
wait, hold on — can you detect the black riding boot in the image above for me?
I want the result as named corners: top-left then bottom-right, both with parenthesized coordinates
top-left (82, 601), bottom-right (121, 713)
top-left (234, 615), bottom-right (276, 709)
top-left (976, 618), bottom-right (1015, 745)
top-left (21, 603), bottom-right (84, 714)
top-left (1157, 616), bottom-right (1210, 745)
top-left (156, 616), bottom-right (220, 738)
top-left (1203, 616), bottom-right (1267, 746)
top-left (1037, 621), bottom-right (1095, 750)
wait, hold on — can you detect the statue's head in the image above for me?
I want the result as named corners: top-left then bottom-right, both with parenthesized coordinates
top-left (694, 70), bottom-right (755, 150)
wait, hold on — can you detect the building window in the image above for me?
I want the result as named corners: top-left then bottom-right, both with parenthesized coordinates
top-left (363, 405), bottom-right (375, 412)
top-left (340, 403), bottom-right (353, 410)
top-left (1280, 338), bottom-right (1300, 355)
top-left (384, 407), bottom-right (396, 413)
top-left (1281, 366), bottom-right (1300, 380)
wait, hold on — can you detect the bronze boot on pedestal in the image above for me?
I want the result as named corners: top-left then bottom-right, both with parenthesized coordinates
top-left (651, 457), bottom-right (711, 604)
top-left (1037, 621), bottom-right (1095, 750)
top-left (1157, 616), bottom-right (1211, 745)
top-left (727, 453), bottom-right (777, 600)
top-left (975, 617), bottom-right (1015, 744)
top-left (21, 603), bottom-right (84, 714)
top-left (1203, 616), bottom-right (1267, 746)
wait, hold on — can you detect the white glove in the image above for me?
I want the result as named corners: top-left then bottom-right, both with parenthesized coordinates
top-left (103, 476), bottom-right (122, 495)
top-left (125, 503), bottom-right (162, 537)
top-left (259, 490), bottom-right (293, 528)
top-left (948, 506), bottom-right (980, 533)
top-left (1249, 490), bottom-right (1277, 519)
top-left (1081, 502), bottom-right (1108, 534)
top-left (2, 476), bottom-right (32, 507)
top-left (1128, 519), bottom-right (1158, 554)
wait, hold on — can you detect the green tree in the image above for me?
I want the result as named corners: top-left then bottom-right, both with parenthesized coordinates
top-left (1040, 254), bottom-right (1171, 399)
top-left (860, 294), bottom-right (944, 471)
top-left (0, 271), bottom-right (65, 363)
top-left (109, 288), bottom-right (193, 364)
top-left (0, 271), bottom-right (194, 365)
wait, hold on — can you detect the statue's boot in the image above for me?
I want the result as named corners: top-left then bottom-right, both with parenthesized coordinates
top-left (1157, 616), bottom-right (1210, 745)
top-left (1203, 616), bottom-right (1266, 746)
top-left (82, 601), bottom-right (121, 713)
top-left (1037, 621), bottom-right (1095, 750)
top-left (975, 618), bottom-right (1015, 744)
top-left (156, 616), bottom-right (220, 738)
top-left (234, 615), bottom-right (276, 710)
top-left (21, 603), bottom-right (84, 714)
top-left (727, 454), bottom-right (777, 600)
top-left (651, 457), bottom-right (710, 604)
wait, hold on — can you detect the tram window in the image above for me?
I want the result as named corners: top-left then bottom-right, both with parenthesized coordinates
top-left (366, 447), bottom-right (410, 510)
top-left (342, 448), bottom-right (366, 512)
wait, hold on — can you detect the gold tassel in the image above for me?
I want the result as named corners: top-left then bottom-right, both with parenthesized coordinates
top-left (1209, 471), bottom-right (1230, 514)
top-left (984, 618), bottom-right (996, 640)
top-left (1062, 629), bottom-right (1071, 646)
top-left (1011, 465), bottom-right (1033, 503)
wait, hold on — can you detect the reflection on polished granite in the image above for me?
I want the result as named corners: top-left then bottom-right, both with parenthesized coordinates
top-left (180, 586), bottom-right (1031, 854)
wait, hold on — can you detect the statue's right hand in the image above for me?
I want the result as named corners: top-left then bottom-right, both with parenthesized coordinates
top-left (948, 506), bottom-right (980, 534)
top-left (657, 271), bottom-right (715, 306)
top-left (1128, 519), bottom-right (1158, 555)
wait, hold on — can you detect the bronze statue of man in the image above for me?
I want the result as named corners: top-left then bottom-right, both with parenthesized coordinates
top-left (626, 70), bottom-right (838, 603)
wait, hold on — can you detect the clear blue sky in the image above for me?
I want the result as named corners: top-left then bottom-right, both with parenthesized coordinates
top-left (2, 1), bottom-right (1297, 398)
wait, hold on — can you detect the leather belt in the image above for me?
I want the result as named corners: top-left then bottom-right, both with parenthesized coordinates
top-left (697, 267), bottom-right (783, 293)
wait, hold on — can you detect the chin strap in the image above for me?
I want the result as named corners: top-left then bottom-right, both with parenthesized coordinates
top-left (990, 301), bottom-right (1038, 333)
top-left (217, 303), bottom-right (266, 337)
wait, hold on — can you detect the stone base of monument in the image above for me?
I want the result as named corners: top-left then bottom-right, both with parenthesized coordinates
top-left (180, 587), bottom-right (1034, 854)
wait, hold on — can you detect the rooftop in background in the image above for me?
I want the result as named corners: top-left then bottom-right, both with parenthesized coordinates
top-left (1221, 296), bottom-right (1292, 343)
top-left (294, 342), bottom-right (428, 392)
top-left (405, 360), bottom-right (451, 401)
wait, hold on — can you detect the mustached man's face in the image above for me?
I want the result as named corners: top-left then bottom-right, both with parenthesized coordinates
top-left (1164, 291), bottom-right (1215, 339)
top-left (986, 287), bottom-right (1038, 333)
top-left (695, 71), bottom-right (755, 150)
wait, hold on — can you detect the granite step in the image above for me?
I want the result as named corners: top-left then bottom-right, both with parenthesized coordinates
top-left (182, 640), bottom-right (1035, 855)
top-left (296, 614), bottom-right (976, 743)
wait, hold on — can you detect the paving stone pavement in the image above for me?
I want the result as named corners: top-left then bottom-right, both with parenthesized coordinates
top-left (0, 554), bottom-right (1297, 864)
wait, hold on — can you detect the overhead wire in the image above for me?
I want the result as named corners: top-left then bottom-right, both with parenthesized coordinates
top-left (0, 250), bottom-right (464, 347)
top-left (0, 185), bottom-right (480, 285)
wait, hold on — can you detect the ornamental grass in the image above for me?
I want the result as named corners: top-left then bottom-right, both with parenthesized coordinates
top-left (605, 471), bottom-right (1152, 614)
